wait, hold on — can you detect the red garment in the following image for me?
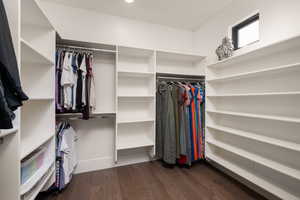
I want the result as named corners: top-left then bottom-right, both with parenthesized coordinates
top-left (190, 86), bottom-right (198, 161)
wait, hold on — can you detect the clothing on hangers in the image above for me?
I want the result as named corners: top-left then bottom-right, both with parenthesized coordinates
top-left (55, 121), bottom-right (78, 191)
top-left (156, 79), bottom-right (205, 166)
top-left (56, 48), bottom-right (96, 119)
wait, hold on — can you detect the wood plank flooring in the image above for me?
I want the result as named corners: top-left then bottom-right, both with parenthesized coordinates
top-left (37, 161), bottom-right (267, 200)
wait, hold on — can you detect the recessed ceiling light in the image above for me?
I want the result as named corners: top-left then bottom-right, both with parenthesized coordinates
top-left (125, 0), bottom-right (135, 3)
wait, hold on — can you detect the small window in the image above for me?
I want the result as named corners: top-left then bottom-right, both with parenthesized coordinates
top-left (232, 13), bottom-right (260, 50)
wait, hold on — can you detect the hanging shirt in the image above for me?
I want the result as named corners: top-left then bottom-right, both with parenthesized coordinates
top-left (61, 52), bottom-right (77, 109)
top-left (88, 55), bottom-right (96, 111)
top-left (71, 53), bottom-right (78, 111)
top-left (56, 123), bottom-right (78, 188)
top-left (79, 54), bottom-right (87, 106)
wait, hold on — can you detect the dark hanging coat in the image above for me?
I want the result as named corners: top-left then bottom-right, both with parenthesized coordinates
top-left (0, 0), bottom-right (28, 129)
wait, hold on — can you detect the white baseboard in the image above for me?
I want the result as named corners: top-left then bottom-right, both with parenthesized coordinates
top-left (75, 150), bottom-right (153, 174)
top-left (75, 157), bottom-right (114, 174)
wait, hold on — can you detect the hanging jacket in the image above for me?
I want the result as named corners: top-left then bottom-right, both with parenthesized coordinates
top-left (0, 77), bottom-right (13, 129)
top-left (0, 0), bottom-right (28, 129)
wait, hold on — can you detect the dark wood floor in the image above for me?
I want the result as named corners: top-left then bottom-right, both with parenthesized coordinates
top-left (37, 161), bottom-right (267, 200)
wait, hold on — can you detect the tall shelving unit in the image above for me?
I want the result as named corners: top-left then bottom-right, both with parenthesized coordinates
top-left (20, 0), bottom-right (56, 199)
top-left (0, 0), bottom-right (21, 199)
top-left (116, 46), bottom-right (156, 163)
top-left (205, 36), bottom-right (300, 200)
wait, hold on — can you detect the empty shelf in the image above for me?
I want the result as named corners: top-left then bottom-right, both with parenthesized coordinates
top-left (21, 134), bottom-right (54, 160)
top-left (207, 91), bottom-right (300, 98)
top-left (207, 110), bottom-right (300, 123)
top-left (21, 39), bottom-right (54, 65)
top-left (118, 118), bottom-right (155, 124)
top-left (28, 97), bottom-right (54, 101)
top-left (207, 153), bottom-right (298, 200)
top-left (207, 139), bottom-right (300, 181)
top-left (118, 95), bottom-right (155, 99)
top-left (0, 128), bottom-right (18, 139)
top-left (117, 135), bottom-right (154, 150)
top-left (207, 124), bottom-right (300, 152)
top-left (156, 50), bottom-right (205, 62)
top-left (207, 62), bottom-right (300, 83)
top-left (118, 71), bottom-right (154, 77)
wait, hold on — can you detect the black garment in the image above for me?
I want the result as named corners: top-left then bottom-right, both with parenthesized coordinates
top-left (0, 78), bottom-right (13, 129)
top-left (0, 0), bottom-right (28, 129)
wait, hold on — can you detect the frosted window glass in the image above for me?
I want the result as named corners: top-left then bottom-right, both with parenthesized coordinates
top-left (238, 20), bottom-right (259, 48)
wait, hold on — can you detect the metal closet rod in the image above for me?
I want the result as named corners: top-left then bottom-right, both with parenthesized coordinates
top-left (56, 44), bottom-right (117, 53)
top-left (156, 73), bottom-right (205, 82)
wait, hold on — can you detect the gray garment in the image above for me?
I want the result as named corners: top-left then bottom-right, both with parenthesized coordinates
top-left (172, 85), bottom-right (180, 159)
top-left (156, 82), bottom-right (176, 164)
top-left (156, 83), bottom-right (165, 159)
top-left (178, 86), bottom-right (187, 156)
top-left (163, 85), bottom-right (176, 164)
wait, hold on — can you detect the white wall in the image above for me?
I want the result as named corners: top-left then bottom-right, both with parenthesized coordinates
top-left (193, 0), bottom-right (300, 64)
top-left (40, 1), bottom-right (194, 53)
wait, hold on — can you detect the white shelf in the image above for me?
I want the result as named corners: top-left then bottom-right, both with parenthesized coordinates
top-left (207, 139), bottom-right (300, 182)
top-left (156, 50), bottom-right (205, 62)
top-left (207, 62), bottom-right (300, 83)
top-left (207, 124), bottom-right (300, 152)
top-left (118, 71), bottom-right (154, 77)
top-left (207, 35), bottom-right (300, 68)
top-left (117, 118), bottom-right (155, 124)
top-left (207, 91), bottom-right (300, 98)
top-left (21, 134), bottom-right (54, 160)
top-left (21, 0), bottom-right (54, 29)
top-left (207, 154), bottom-right (299, 200)
top-left (28, 97), bottom-right (54, 101)
top-left (207, 110), bottom-right (300, 123)
top-left (0, 128), bottom-right (18, 139)
top-left (20, 161), bottom-right (54, 195)
top-left (118, 95), bottom-right (155, 99)
top-left (21, 165), bottom-right (55, 200)
top-left (117, 135), bottom-right (154, 150)
top-left (21, 38), bottom-right (54, 65)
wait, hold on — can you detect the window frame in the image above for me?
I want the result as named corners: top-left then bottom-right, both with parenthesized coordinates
top-left (232, 13), bottom-right (260, 50)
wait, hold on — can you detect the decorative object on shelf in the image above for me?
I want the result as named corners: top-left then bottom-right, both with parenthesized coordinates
top-left (216, 37), bottom-right (234, 61)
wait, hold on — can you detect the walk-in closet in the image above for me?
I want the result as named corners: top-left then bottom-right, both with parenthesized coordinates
top-left (1, 0), bottom-right (300, 200)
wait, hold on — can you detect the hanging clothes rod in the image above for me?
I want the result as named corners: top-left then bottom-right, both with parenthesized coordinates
top-left (56, 112), bottom-right (116, 120)
top-left (56, 44), bottom-right (117, 53)
top-left (156, 73), bottom-right (205, 82)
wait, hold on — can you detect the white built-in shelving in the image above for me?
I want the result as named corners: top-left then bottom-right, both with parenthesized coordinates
top-left (116, 46), bottom-right (156, 162)
top-left (21, 165), bottom-right (55, 200)
top-left (207, 139), bottom-right (300, 181)
top-left (0, 128), bottom-right (18, 139)
top-left (207, 62), bottom-right (300, 83)
top-left (206, 35), bottom-right (300, 199)
top-left (207, 153), bottom-right (299, 200)
top-left (19, 0), bottom-right (56, 199)
top-left (207, 91), bottom-right (300, 98)
top-left (156, 50), bottom-right (205, 75)
top-left (207, 110), bottom-right (300, 124)
top-left (207, 124), bottom-right (300, 152)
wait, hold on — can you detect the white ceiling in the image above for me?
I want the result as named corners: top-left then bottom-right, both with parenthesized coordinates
top-left (45, 0), bottom-right (233, 30)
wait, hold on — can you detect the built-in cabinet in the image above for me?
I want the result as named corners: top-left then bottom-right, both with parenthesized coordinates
top-left (55, 40), bottom-right (205, 173)
top-left (1, 0), bottom-right (56, 200)
top-left (20, 0), bottom-right (56, 199)
top-left (4, 1), bottom-right (300, 200)
top-left (206, 35), bottom-right (300, 200)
